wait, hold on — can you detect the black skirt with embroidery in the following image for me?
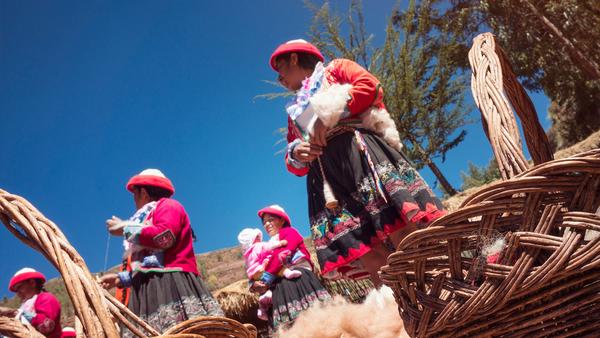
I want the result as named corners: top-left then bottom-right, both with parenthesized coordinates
top-left (122, 271), bottom-right (223, 337)
top-left (269, 267), bottom-right (331, 334)
top-left (307, 129), bottom-right (446, 279)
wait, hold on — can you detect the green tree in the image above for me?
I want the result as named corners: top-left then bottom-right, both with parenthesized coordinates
top-left (447, 0), bottom-right (600, 149)
top-left (308, 0), bottom-right (472, 195)
top-left (207, 274), bottom-right (219, 291)
top-left (460, 159), bottom-right (501, 191)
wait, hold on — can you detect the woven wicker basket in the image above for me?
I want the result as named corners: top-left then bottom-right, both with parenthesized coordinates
top-left (380, 32), bottom-right (600, 337)
top-left (163, 316), bottom-right (257, 338)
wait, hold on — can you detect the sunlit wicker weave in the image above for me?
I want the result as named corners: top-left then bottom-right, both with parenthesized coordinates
top-left (163, 316), bottom-right (257, 338)
top-left (380, 32), bottom-right (600, 337)
top-left (0, 316), bottom-right (45, 338)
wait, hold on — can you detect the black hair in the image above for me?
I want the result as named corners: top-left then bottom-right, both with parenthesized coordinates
top-left (34, 278), bottom-right (45, 292)
top-left (136, 185), bottom-right (172, 201)
top-left (276, 52), bottom-right (321, 71)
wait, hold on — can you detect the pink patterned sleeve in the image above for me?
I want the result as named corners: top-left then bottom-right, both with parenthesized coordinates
top-left (139, 199), bottom-right (184, 250)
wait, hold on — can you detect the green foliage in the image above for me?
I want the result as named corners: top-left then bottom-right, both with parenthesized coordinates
top-left (197, 259), bottom-right (208, 279)
top-left (206, 274), bottom-right (219, 291)
top-left (307, 0), bottom-right (472, 195)
top-left (448, 0), bottom-right (600, 149)
top-left (460, 159), bottom-right (501, 191)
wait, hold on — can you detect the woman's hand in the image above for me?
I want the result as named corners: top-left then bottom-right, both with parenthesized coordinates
top-left (99, 273), bottom-right (122, 290)
top-left (293, 142), bottom-right (323, 163)
top-left (310, 118), bottom-right (329, 147)
top-left (0, 306), bottom-right (17, 317)
top-left (106, 216), bottom-right (124, 236)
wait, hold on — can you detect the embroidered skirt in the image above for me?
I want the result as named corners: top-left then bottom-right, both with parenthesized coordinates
top-left (270, 267), bottom-right (331, 334)
top-left (308, 129), bottom-right (446, 279)
top-left (123, 271), bottom-right (224, 337)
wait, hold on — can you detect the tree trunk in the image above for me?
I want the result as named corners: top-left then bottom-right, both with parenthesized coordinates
top-left (405, 134), bottom-right (458, 196)
top-left (426, 159), bottom-right (458, 196)
top-left (521, 0), bottom-right (600, 80)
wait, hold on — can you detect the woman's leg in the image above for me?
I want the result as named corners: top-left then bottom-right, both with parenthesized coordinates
top-left (358, 245), bottom-right (389, 288)
top-left (360, 223), bottom-right (418, 288)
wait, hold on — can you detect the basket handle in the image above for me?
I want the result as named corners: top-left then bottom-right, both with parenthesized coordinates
top-left (468, 33), bottom-right (553, 180)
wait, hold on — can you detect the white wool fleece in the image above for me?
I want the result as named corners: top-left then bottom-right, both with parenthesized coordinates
top-left (362, 107), bottom-right (404, 151)
top-left (309, 83), bottom-right (353, 128)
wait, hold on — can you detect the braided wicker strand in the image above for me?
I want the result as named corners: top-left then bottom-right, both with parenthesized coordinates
top-left (0, 316), bottom-right (45, 338)
top-left (0, 189), bottom-right (159, 338)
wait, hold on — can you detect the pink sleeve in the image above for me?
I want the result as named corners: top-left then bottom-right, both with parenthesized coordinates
top-left (264, 227), bottom-right (303, 275)
top-left (139, 199), bottom-right (184, 250)
top-left (245, 244), bottom-right (270, 278)
top-left (277, 227), bottom-right (304, 250)
top-left (31, 293), bottom-right (60, 334)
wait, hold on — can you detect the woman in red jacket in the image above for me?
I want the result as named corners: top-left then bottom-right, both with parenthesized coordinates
top-left (252, 205), bottom-right (331, 334)
top-left (270, 39), bottom-right (446, 286)
top-left (2, 268), bottom-right (62, 338)
top-left (100, 169), bottom-right (223, 336)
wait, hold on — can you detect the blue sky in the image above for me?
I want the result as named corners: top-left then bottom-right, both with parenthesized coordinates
top-left (0, 1), bottom-right (550, 298)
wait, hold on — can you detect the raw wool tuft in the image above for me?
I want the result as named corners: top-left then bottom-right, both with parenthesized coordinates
top-left (482, 237), bottom-right (506, 264)
top-left (277, 286), bottom-right (408, 338)
top-left (307, 82), bottom-right (403, 152)
top-left (309, 83), bottom-right (353, 128)
top-left (361, 107), bottom-right (403, 152)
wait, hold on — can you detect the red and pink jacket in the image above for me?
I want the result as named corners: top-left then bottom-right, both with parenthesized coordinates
top-left (137, 198), bottom-right (199, 275)
top-left (27, 292), bottom-right (62, 338)
top-left (285, 58), bottom-right (402, 176)
top-left (265, 226), bottom-right (313, 275)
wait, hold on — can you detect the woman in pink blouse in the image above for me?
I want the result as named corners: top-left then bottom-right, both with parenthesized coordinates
top-left (0, 268), bottom-right (62, 338)
top-left (100, 169), bottom-right (223, 336)
top-left (251, 205), bottom-right (331, 334)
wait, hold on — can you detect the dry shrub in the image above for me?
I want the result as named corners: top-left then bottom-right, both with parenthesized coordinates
top-left (278, 286), bottom-right (409, 338)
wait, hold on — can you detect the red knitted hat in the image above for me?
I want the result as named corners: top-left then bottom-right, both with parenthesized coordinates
top-left (9, 267), bottom-right (46, 292)
top-left (257, 204), bottom-right (292, 226)
top-left (269, 39), bottom-right (324, 71)
top-left (126, 169), bottom-right (175, 196)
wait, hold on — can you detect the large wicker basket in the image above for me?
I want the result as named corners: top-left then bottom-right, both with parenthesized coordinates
top-left (380, 33), bottom-right (600, 337)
